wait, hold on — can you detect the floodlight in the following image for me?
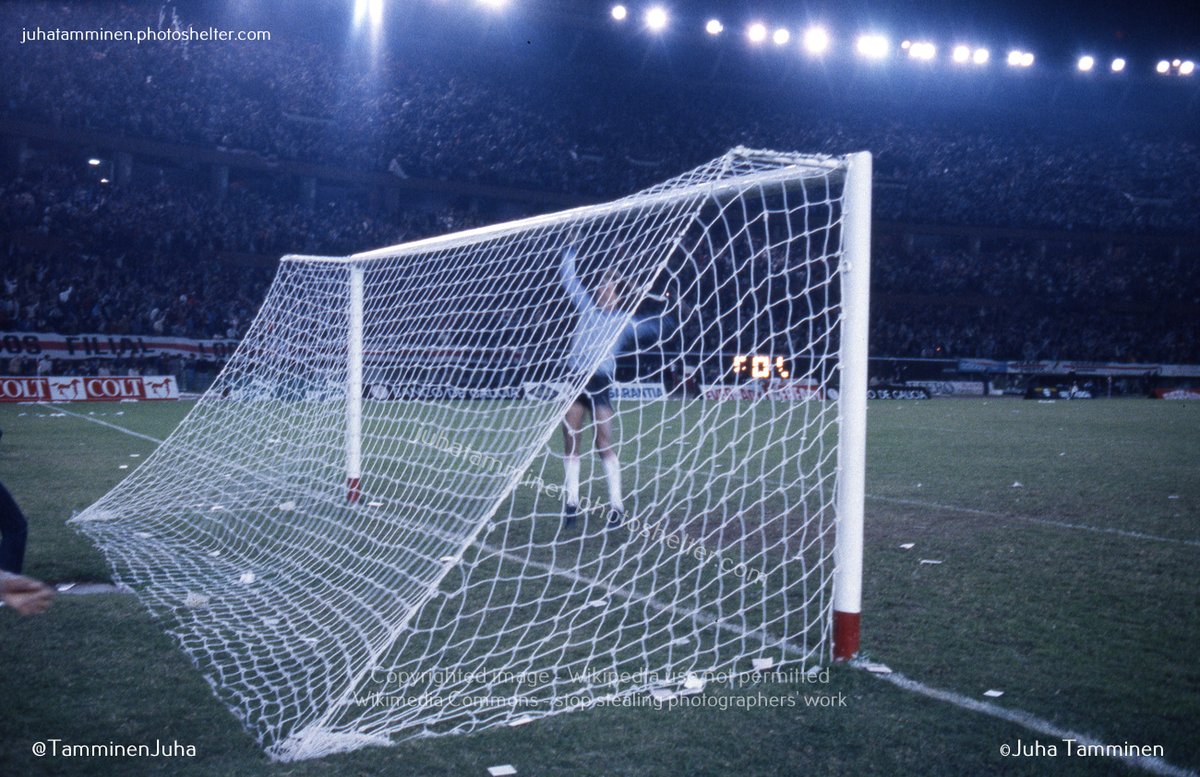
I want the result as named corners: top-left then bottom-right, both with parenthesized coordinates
top-left (99, 178), bottom-right (110, 184)
top-left (1110, 58), bottom-right (1126, 72)
top-left (747, 22), bottom-right (767, 44)
top-left (1077, 55), bottom-right (1095, 72)
top-left (908, 41), bottom-right (936, 60)
top-left (973, 47), bottom-right (989, 65)
top-left (952, 45), bottom-right (970, 63)
top-left (705, 19), bottom-right (723, 36)
top-left (856, 34), bottom-right (889, 60)
top-left (1172, 59), bottom-right (1181, 67)
top-left (1156, 60), bottom-right (1170, 74)
top-left (900, 40), bottom-right (911, 50)
top-left (802, 26), bottom-right (829, 55)
top-left (1007, 50), bottom-right (1033, 68)
top-left (611, 5), bottom-right (627, 21)
top-left (88, 158), bottom-right (101, 166)
top-left (772, 28), bottom-right (790, 46)
top-left (368, 0), bottom-right (383, 25)
top-left (644, 6), bottom-right (667, 32)
top-left (1182, 61), bottom-right (1196, 76)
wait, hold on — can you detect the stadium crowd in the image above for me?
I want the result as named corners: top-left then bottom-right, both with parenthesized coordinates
top-left (3, 2), bottom-right (1198, 234)
top-left (1, 1), bottom-right (1196, 374)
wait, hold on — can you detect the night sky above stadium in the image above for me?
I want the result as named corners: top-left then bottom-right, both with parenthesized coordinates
top-left (168, 0), bottom-right (1198, 61)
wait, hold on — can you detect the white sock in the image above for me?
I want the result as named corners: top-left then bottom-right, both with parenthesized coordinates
top-left (564, 456), bottom-right (580, 507)
top-left (602, 454), bottom-right (624, 512)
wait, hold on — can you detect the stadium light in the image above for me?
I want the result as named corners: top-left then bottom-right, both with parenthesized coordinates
top-left (87, 158), bottom-right (101, 167)
top-left (644, 6), bottom-right (668, 32)
top-left (908, 41), bottom-right (936, 61)
top-left (475, 0), bottom-right (506, 9)
top-left (99, 178), bottom-right (110, 184)
top-left (1111, 57), bottom-right (1126, 72)
top-left (1182, 61), bottom-right (1196, 76)
top-left (802, 26), bottom-right (830, 55)
top-left (973, 47), bottom-right (989, 65)
top-left (856, 34), bottom-right (889, 60)
top-left (1007, 49), bottom-right (1034, 68)
top-left (1077, 55), bottom-right (1095, 72)
top-left (747, 22), bottom-right (767, 44)
top-left (952, 45), bottom-right (970, 63)
top-left (368, 0), bottom-right (383, 26)
top-left (705, 19), bottom-right (723, 36)
top-left (772, 28), bottom-right (790, 46)
top-left (610, 5), bottom-right (627, 21)
top-left (1156, 60), bottom-right (1170, 74)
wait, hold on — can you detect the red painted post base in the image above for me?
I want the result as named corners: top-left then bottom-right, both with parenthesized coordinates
top-left (347, 477), bottom-right (361, 504)
top-left (832, 610), bottom-right (861, 661)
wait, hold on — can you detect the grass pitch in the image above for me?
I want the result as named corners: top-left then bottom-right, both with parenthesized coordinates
top-left (0, 398), bottom-right (1197, 776)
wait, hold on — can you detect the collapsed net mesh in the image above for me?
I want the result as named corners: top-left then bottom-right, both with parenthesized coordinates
top-left (73, 147), bottom-right (856, 760)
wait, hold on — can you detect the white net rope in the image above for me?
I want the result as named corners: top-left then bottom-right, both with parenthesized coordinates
top-left (73, 147), bottom-right (853, 761)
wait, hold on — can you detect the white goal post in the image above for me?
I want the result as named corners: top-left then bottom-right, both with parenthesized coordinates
top-left (72, 147), bottom-right (871, 760)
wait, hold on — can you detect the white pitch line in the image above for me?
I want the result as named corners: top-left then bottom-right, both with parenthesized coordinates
top-left (875, 672), bottom-right (1198, 777)
top-left (48, 404), bottom-right (1198, 774)
top-left (869, 494), bottom-right (1200, 549)
top-left (51, 404), bottom-right (165, 445)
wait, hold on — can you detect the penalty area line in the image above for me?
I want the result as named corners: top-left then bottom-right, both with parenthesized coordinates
top-left (868, 670), bottom-right (1198, 777)
top-left (50, 404), bottom-right (165, 445)
top-left (868, 494), bottom-right (1200, 549)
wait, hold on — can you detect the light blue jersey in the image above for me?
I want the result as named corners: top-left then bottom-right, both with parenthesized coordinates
top-left (560, 247), bottom-right (631, 379)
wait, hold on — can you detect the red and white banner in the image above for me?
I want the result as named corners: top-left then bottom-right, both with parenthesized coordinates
top-left (1154, 388), bottom-right (1200, 400)
top-left (0, 331), bottom-right (238, 361)
top-left (0, 375), bottom-right (180, 402)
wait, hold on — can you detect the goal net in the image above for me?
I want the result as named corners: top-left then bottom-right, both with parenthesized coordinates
top-left (72, 147), bottom-right (871, 761)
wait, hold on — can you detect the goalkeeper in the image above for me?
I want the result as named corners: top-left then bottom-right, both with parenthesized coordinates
top-left (558, 246), bottom-right (668, 530)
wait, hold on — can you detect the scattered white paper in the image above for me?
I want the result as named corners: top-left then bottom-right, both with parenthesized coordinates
top-left (134, 531), bottom-right (150, 539)
top-left (920, 559), bottom-right (943, 565)
top-left (210, 505), bottom-right (225, 511)
top-left (130, 453), bottom-right (140, 458)
top-left (587, 598), bottom-right (608, 608)
top-left (1011, 481), bottom-right (1023, 488)
top-left (263, 618), bottom-right (281, 626)
top-left (507, 716), bottom-right (534, 728)
top-left (983, 689), bottom-right (1004, 698)
top-left (208, 550), bottom-right (221, 557)
top-left (650, 688), bottom-right (676, 702)
top-left (118, 465), bottom-right (129, 470)
top-left (278, 500), bottom-right (297, 512)
top-left (183, 592), bottom-right (210, 608)
top-left (899, 543), bottom-right (915, 550)
top-left (670, 636), bottom-right (691, 646)
top-left (752, 657), bottom-right (775, 671)
top-left (487, 766), bottom-right (517, 776)
top-left (862, 662), bottom-right (892, 674)
top-left (916, 483), bottom-right (923, 488)
top-left (238, 572), bottom-right (256, 585)
top-left (368, 500), bottom-right (385, 507)
top-left (1168, 495), bottom-right (1180, 500)
top-left (56, 583), bottom-right (77, 593)
top-left (681, 674), bottom-right (706, 694)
